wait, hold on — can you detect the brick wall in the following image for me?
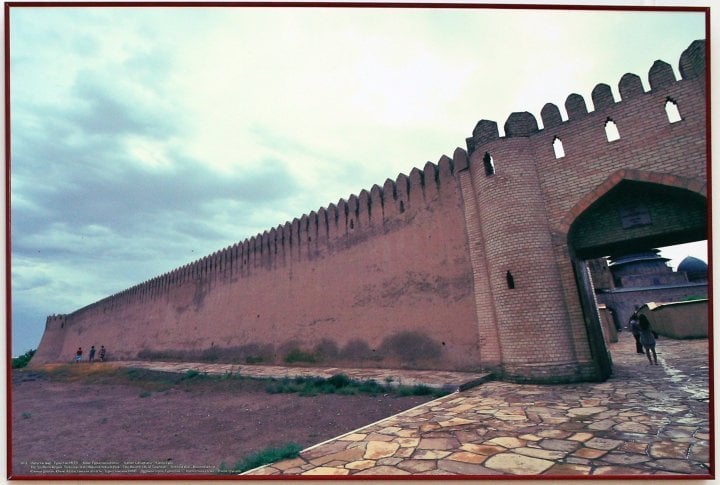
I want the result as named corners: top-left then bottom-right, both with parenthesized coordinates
top-left (34, 159), bottom-right (482, 371)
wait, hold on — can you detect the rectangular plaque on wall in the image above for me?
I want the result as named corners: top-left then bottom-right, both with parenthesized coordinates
top-left (619, 206), bottom-right (652, 229)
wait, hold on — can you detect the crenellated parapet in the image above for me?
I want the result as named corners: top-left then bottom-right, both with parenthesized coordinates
top-left (65, 148), bottom-right (470, 319)
top-left (466, 39), bottom-right (706, 155)
top-left (45, 314), bottom-right (68, 330)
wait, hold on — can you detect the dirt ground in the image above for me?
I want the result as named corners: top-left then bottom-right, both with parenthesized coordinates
top-left (9, 366), bottom-right (431, 477)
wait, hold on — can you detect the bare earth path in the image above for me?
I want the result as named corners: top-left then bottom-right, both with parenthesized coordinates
top-left (10, 369), bottom-right (431, 476)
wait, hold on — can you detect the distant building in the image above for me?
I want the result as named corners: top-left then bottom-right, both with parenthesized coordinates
top-left (590, 250), bottom-right (708, 331)
top-left (678, 256), bottom-right (709, 283)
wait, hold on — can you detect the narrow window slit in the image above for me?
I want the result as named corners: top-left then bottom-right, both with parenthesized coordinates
top-left (665, 98), bottom-right (682, 123)
top-left (553, 136), bottom-right (565, 159)
top-left (483, 152), bottom-right (495, 176)
top-left (605, 119), bottom-right (620, 142)
top-left (506, 271), bottom-right (515, 289)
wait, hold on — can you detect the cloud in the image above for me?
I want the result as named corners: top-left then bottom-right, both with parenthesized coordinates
top-left (69, 74), bottom-right (173, 138)
top-left (13, 153), bottom-right (301, 253)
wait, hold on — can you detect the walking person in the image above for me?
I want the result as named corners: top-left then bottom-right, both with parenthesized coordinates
top-left (638, 314), bottom-right (658, 365)
top-left (99, 345), bottom-right (106, 362)
top-left (628, 312), bottom-right (644, 354)
top-left (75, 347), bottom-right (83, 363)
top-left (88, 345), bottom-right (96, 363)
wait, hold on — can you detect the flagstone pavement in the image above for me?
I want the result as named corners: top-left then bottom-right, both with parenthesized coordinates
top-left (118, 332), bottom-right (711, 477)
top-left (244, 333), bottom-right (711, 477)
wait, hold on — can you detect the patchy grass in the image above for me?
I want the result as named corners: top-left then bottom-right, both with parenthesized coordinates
top-left (396, 384), bottom-right (435, 396)
top-left (27, 364), bottom-right (205, 392)
top-left (35, 364), bottom-right (129, 382)
top-left (25, 366), bottom-right (451, 399)
top-left (265, 373), bottom-right (450, 399)
top-left (220, 442), bottom-right (303, 473)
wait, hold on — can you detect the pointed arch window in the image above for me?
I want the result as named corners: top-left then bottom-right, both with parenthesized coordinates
top-left (552, 136), bottom-right (565, 159)
top-left (483, 152), bottom-right (495, 176)
top-left (665, 98), bottom-right (682, 123)
top-left (605, 118), bottom-right (620, 142)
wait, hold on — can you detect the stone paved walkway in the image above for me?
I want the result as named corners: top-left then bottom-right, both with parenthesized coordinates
top-left (238, 333), bottom-right (711, 477)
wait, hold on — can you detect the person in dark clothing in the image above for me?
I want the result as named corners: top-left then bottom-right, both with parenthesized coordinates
top-left (638, 314), bottom-right (658, 365)
top-left (88, 346), bottom-right (96, 363)
top-left (628, 312), bottom-right (644, 354)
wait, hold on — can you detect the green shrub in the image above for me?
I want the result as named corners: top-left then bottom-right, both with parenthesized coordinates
top-left (327, 373), bottom-right (351, 388)
top-left (358, 379), bottom-right (383, 396)
top-left (298, 385), bottom-right (318, 397)
top-left (259, 373), bottom-right (450, 398)
top-left (124, 368), bottom-right (144, 380)
top-left (265, 378), bottom-right (296, 394)
top-left (12, 349), bottom-right (36, 369)
top-left (402, 384), bottom-right (432, 396)
top-left (336, 386), bottom-right (359, 396)
top-left (224, 442), bottom-right (303, 473)
top-left (121, 368), bottom-right (183, 390)
top-left (183, 369), bottom-right (205, 380)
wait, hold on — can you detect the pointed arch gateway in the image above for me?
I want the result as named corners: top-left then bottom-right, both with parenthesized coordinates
top-left (563, 170), bottom-right (707, 379)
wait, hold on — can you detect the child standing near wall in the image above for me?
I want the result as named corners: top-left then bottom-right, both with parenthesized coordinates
top-left (75, 347), bottom-right (82, 363)
top-left (638, 315), bottom-right (658, 365)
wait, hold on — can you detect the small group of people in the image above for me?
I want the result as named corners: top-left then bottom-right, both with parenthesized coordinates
top-left (628, 309), bottom-right (658, 365)
top-left (74, 345), bottom-right (107, 363)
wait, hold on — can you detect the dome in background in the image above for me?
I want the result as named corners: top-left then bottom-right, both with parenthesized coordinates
top-left (677, 256), bottom-right (708, 281)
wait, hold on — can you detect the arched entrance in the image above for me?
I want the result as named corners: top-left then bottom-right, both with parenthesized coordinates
top-left (567, 178), bottom-right (707, 379)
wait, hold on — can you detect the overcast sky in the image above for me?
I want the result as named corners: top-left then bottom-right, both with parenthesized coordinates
top-left (9, 4), bottom-right (708, 355)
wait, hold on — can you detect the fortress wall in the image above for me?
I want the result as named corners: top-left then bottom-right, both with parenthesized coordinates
top-left (35, 39), bottom-right (707, 383)
top-left (459, 40), bottom-right (707, 380)
top-left (38, 159), bottom-right (481, 370)
top-left (35, 315), bottom-right (67, 362)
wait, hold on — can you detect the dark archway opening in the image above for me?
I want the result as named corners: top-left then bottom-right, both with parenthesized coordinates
top-left (567, 180), bottom-right (707, 380)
